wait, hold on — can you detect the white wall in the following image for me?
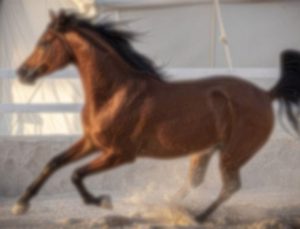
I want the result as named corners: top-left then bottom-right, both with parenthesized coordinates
top-left (1, 0), bottom-right (300, 68)
top-left (116, 0), bottom-right (300, 67)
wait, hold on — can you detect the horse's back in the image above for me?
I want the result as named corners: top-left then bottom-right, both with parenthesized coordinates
top-left (155, 76), bottom-right (273, 125)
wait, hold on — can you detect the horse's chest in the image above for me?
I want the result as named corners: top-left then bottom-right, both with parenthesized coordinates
top-left (82, 88), bottom-right (131, 147)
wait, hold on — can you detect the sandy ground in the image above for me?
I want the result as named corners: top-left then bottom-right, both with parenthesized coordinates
top-left (1, 190), bottom-right (300, 229)
top-left (1, 136), bottom-right (300, 228)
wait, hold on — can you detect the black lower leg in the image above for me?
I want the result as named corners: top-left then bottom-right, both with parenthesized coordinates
top-left (17, 145), bottom-right (85, 205)
top-left (196, 170), bottom-right (241, 222)
top-left (71, 170), bottom-right (104, 205)
top-left (17, 158), bottom-right (61, 205)
top-left (71, 170), bottom-right (110, 207)
top-left (195, 197), bottom-right (224, 222)
top-left (71, 152), bottom-right (134, 207)
top-left (12, 138), bottom-right (94, 215)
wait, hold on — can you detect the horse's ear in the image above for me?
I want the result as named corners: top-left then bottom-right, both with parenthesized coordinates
top-left (49, 10), bottom-right (56, 21)
top-left (58, 9), bottom-right (66, 18)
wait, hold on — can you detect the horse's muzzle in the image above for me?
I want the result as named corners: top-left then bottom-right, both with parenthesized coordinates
top-left (17, 65), bottom-right (47, 85)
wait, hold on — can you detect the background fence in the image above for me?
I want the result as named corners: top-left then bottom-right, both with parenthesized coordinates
top-left (0, 68), bottom-right (279, 135)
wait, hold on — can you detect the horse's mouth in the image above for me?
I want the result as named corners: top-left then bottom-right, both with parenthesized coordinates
top-left (19, 74), bottom-right (36, 85)
top-left (17, 65), bottom-right (47, 85)
top-left (19, 74), bottom-right (37, 85)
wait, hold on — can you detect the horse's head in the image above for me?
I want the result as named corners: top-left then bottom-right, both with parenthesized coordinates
top-left (17, 10), bottom-right (74, 84)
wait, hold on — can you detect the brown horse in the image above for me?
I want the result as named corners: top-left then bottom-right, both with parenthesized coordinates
top-left (12, 11), bottom-right (300, 222)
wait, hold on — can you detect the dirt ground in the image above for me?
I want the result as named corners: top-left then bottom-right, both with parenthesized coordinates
top-left (1, 136), bottom-right (300, 228)
top-left (1, 191), bottom-right (300, 229)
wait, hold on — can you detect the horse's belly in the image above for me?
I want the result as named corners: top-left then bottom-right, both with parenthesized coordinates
top-left (139, 139), bottom-right (215, 159)
top-left (139, 120), bottom-right (217, 159)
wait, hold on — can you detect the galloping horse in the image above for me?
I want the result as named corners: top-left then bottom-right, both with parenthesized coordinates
top-left (12, 11), bottom-right (300, 222)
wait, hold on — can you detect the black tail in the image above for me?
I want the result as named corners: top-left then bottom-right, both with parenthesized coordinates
top-left (271, 50), bottom-right (300, 133)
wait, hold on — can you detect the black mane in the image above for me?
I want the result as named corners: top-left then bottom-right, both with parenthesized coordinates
top-left (50, 11), bottom-right (163, 80)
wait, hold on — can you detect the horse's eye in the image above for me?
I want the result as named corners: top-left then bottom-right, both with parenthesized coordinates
top-left (39, 41), bottom-right (50, 49)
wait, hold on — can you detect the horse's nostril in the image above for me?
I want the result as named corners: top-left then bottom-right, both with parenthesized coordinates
top-left (17, 67), bottom-right (28, 77)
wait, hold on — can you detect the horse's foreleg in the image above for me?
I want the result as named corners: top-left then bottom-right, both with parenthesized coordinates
top-left (195, 158), bottom-right (241, 222)
top-left (12, 138), bottom-right (95, 215)
top-left (71, 151), bottom-right (135, 209)
top-left (174, 148), bottom-right (215, 200)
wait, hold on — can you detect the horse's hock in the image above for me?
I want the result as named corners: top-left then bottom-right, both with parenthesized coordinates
top-left (0, 129), bottom-right (300, 202)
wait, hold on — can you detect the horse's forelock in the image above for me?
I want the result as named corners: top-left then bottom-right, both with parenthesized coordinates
top-left (49, 10), bottom-right (78, 32)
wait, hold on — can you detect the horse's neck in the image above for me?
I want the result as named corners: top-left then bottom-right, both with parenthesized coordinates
top-left (66, 31), bottom-right (135, 109)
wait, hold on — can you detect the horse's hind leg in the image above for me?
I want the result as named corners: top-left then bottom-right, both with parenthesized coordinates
top-left (71, 150), bottom-right (135, 209)
top-left (174, 147), bottom-right (215, 199)
top-left (195, 158), bottom-right (241, 222)
top-left (12, 137), bottom-right (95, 215)
top-left (195, 126), bottom-right (272, 222)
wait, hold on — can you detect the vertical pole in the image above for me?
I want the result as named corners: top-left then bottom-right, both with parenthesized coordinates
top-left (209, 0), bottom-right (217, 68)
top-left (214, 0), bottom-right (233, 69)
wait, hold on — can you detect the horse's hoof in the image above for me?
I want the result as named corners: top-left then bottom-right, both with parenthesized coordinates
top-left (99, 195), bottom-right (113, 210)
top-left (195, 213), bottom-right (209, 223)
top-left (11, 202), bottom-right (30, 215)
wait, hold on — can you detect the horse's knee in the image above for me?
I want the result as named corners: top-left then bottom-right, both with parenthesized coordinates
top-left (221, 170), bottom-right (241, 198)
top-left (226, 177), bottom-right (241, 194)
top-left (71, 170), bottom-right (84, 184)
top-left (46, 159), bottom-right (59, 171)
top-left (45, 154), bottom-right (68, 173)
top-left (41, 160), bottom-right (59, 176)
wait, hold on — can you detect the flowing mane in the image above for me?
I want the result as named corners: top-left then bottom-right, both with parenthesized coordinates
top-left (50, 12), bottom-right (163, 81)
